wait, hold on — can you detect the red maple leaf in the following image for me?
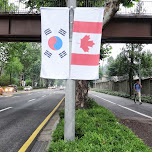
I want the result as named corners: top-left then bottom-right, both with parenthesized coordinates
top-left (80, 35), bottom-right (95, 52)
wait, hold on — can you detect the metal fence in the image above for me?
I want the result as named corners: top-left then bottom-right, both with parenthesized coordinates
top-left (0, 0), bottom-right (152, 15)
top-left (117, 1), bottom-right (152, 15)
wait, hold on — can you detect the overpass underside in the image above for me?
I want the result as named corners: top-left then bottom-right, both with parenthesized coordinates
top-left (0, 14), bottom-right (152, 43)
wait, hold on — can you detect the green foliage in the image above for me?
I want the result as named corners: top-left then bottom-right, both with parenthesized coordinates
top-left (121, 0), bottom-right (139, 8)
top-left (107, 44), bottom-right (152, 78)
top-left (18, 86), bottom-right (24, 90)
top-left (25, 79), bottom-right (32, 86)
top-left (5, 57), bottom-right (23, 75)
top-left (0, 0), bottom-right (18, 12)
top-left (99, 67), bottom-right (103, 79)
top-left (48, 98), bottom-right (151, 152)
top-left (0, 42), bottom-right (41, 86)
top-left (0, 74), bottom-right (18, 86)
top-left (59, 110), bottom-right (64, 120)
top-left (87, 98), bottom-right (99, 109)
top-left (107, 44), bottom-right (144, 77)
top-left (140, 51), bottom-right (152, 77)
top-left (0, 74), bottom-right (10, 86)
top-left (100, 44), bottom-right (112, 60)
top-left (51, 119), bottom-right (64, 142)
top-left (23, 0), bottom-right (139, 9)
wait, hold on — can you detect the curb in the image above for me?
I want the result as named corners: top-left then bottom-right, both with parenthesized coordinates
top-left (30, 100), bottom-right (65, 152)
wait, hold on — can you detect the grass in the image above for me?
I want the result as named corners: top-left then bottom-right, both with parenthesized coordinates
top-left (47, 98), bottom-right (152, 152)
top-left (94, 89), bottom-right (152, 104)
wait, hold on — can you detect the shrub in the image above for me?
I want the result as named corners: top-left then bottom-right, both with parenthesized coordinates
top-left (87, 98), bottom-right (99, 109)
top-left (25, 79), bottom-right (32, 86)
top-left (48, 99), bottom-right (152, 152)
top-left (18, 86), bottom-right (24, 90)
top-left (59, 110), bottom-right (64, 120)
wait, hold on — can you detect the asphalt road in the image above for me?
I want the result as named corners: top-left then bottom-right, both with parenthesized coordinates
top-left (89, 91), bottom-right (152, 120)
top-left (0, 89), bottom-right (64, 152)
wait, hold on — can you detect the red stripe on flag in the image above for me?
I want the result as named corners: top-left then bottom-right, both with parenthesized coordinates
top-left (73, 21), bottom-right (102, 34)
top-left (71, 53), bottom-right (100, 66)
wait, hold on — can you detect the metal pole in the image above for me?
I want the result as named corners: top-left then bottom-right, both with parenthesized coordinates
top-left (95, 80), bottom-right (96, 88)
top-left (64, 0), bottom-right (76, 141)
top-left (138, 0), bottom-right (141, 15)
top-left (139, 58), bottom-right (141, 84)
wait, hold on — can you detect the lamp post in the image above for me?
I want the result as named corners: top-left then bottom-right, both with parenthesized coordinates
top-left (64, 0), bottom-right (76, 141)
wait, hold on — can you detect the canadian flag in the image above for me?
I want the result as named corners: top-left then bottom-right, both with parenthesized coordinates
top-left (70, 8), bottom-right (104, 80)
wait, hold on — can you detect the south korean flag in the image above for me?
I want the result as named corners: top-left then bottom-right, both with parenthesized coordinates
top-left (41, 7), bottom-right (69, 79)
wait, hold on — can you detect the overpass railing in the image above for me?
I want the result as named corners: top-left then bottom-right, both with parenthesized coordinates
top-left (0, 0), bottom-right (151, 15)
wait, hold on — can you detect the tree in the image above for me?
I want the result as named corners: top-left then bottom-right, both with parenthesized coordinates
top-left (140, 51), bottom-right (152, 77)
top-left (4, 57), bottom-right (23, 84)
top-left (106, 44), bottom-right (150, 96)
top-left (0, 42), bottom-right (41, 86)
top-left (99, 66), bottom-right (103, 79)
top-left (0, 0), bottom-right (18, 12)
top-left (18, 43), bottom-right (41, 82)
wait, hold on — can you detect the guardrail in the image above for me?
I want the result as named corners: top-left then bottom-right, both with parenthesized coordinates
top-left (0, 0), bottom-right (151, 15)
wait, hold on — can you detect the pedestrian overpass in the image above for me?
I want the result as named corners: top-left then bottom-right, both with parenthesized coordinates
top-left (0, 0), bottom-right (152, 43)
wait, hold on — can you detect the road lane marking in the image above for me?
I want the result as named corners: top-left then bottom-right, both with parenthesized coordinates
top-left (5, 95), bottom-right (13, 97)
top-left (12, 96), bottom-right (20, 98)
top-left (0, 107), bottom-right (12, 113)
top-left (28, 99), bottom-right (36, 102)
top-left (42, 95), bottom-right (46, 98)
top-left (18, 96), bottom-right (65, 152)
top-left (28, 94), bottom-right (32, 96)
top-left (92, 94), bottom-right (152, 120)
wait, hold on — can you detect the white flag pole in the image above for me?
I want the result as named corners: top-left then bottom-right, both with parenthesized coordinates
top-left (64, 0), bottom-right (76, 141)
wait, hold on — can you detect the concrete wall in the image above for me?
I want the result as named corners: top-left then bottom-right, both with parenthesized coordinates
top-left (94, 78), bottom-right (152, 96)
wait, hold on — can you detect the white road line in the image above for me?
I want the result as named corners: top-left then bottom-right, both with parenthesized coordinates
top-left (92, 94), bottom-right (152, 120)
top-left (12, 96), bottom-right (20, 98)
top-left (0, 107), bottom-right (12, 113)
top-left (28, 99), bottom-right (36, 102)
top-left (42, 95), bottom-right (46, 98)
top-left (5, 95), bottom-right (13, 97)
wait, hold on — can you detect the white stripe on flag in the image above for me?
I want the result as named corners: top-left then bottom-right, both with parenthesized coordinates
top-left (41, 7), bottom-right (69, 79)
top-left (73, 7), bottom-right (104, 22)
top-left (71, 65), bottom-right (99, 80)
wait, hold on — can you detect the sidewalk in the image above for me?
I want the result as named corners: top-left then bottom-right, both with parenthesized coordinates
top-left (30, 101), bottom-right (65, 152)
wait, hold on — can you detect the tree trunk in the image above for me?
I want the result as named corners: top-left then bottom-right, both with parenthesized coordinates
top-left (129, 69), bottom-right (133, 96)
top-left (75, 0), bottom-right (120, 109)
top-left (76, 80), bottom-right (88, 109)
top-left (129, 44), bottom-right (134, 96)
top-left (19, 73), bottom-right (22, 87)
top-left (10, 73), bottom-right (12, 84)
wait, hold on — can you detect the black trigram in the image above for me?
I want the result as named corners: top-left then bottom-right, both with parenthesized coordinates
top-left (59, 51), bottom-right (67, 58)
top-left (44, 50), bottom-right (52, 58)
top-left (58, 28), bottom-right (67, 36)
top-left (44, 28), bottom-right (52, 35)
